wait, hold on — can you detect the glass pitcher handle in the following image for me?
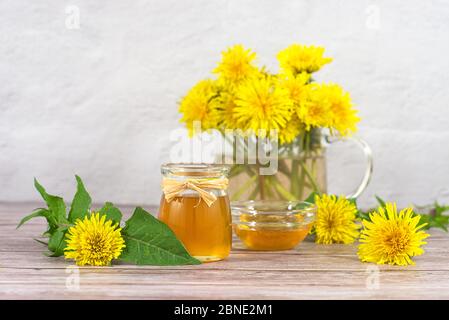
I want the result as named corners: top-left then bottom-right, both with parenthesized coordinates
top-left (324, 135), bottom-right (373, 199)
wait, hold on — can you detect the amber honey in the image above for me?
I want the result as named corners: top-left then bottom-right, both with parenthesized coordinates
top-left (234, 224), bottom-right (312, 250)
top-left (159, 194), bottom-right (232, 262)
top-left (231, 201), bottom-right (316, 251)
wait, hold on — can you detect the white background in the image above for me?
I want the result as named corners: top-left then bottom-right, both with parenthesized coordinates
top-left (1, 0), bottom-right (448, 208)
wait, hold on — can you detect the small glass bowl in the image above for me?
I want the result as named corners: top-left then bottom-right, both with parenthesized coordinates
top-left (231, 200), bottom-right (316, 251)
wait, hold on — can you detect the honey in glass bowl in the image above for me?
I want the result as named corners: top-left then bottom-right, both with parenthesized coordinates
top-left (159, 163), bottom-right (232, 262)
top-left (232, 200), bottom-right (316, 250)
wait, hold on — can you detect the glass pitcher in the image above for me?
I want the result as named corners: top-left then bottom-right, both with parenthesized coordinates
top-left (228, 129), bottom-right (373, 201)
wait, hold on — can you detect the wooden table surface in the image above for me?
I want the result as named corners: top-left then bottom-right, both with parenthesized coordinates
top-left (1, 202), bottom-right (449, 300)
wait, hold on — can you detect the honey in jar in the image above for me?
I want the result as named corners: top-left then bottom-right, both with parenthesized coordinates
top-left (234, 223), bottom-right (312, 250)
top-left (232, 200), bottom-right (316, 251)
top-left (159, 164), bottom-right (232, 262)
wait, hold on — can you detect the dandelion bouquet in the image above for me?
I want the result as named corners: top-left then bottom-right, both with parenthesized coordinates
top-left (179, 44), bottom-right (361, 201)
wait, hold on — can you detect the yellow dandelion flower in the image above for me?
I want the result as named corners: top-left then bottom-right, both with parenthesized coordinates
top-left (297, 83), bottom-right (333, 130)
top-left (358, 203), bottom-right (429, 266)
top-left (233, 76), bottom-right (293, 136)
top-left (277, 44), bottom-right (332, 75)
top-left (179, 79), bottom-right (220, 133)
top-left (298, 83), bottom-right (359, 135)
top-left (213, 90), bottom-right (238, 130)
top-left (214, 45), bottom-right (260, 83)
top-left (314, 194), bottom-right (360, 244)
top-left (325, 84), bottom-right (359, 136)
top-left (274, 72), bottom-right (309, 144)
top-left (278, 114), bottom-right (304, 145)
top-left (64, 213), bottom-right (126, 266)
top-left (278, 72), bottom-right (311, 103)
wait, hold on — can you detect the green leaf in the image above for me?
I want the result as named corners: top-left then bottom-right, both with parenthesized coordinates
top-left (356, 210), bottom-right (372, 221)
top-left (99, 202), bottom-right (122, 225)
top-left (47, 229), bottom-right (67, 257)
top-left (356, 195), bottom-right (388, 222)
top-left (120, 207), bottom-right (201, 266)
top-left (34, 238), bottom-right (48, 246)
top-left (375, 195), bottom-right (386, 207)
top-left (34, 178), bottom-right (69, 229)
top-left (348, 197), bottom-right (357, 206)
top-left (435, 201), bottom-right (449, 216)
top-left (68, 175), bottom-right (92, 223)
top-left (304, 191), bottom-right (319, 204)
top-left (418, 213), bottom-right (449, 232)
top-left (294, 202), bottom-right (314, 210)
top-left (414, 201), bottom-right (449, 232)
top-left (16, 208), bottom-right (49, 229)
top-left (42, 230), bottom-right (55, 238)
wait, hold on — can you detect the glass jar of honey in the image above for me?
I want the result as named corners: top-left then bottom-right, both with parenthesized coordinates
top-left (232, 200), bottom-right (316, 250)
top-left (159, 163), bottom-right (232, 262)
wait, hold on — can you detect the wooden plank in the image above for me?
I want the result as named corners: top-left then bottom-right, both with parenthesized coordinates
top-left (2, 271), bottom-right (449, 299)
top-left (0, 252), bottom-right (446, 272)
top-left (1, 202), bottom-right (449, 299)
top-left (1, 264), bottom-right (449, 299)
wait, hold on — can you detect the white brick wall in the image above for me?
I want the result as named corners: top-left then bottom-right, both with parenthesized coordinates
top-left (1, 0), bottom-right (449, 208)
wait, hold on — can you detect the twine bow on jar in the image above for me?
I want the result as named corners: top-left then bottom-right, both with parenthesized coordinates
top-left (162, 178), bottom-right (229, 207)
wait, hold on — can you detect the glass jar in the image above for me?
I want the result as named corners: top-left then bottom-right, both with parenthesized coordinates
top-left (232, 200), bottom-right (316, 250)
top-left (159, 163), bottom-right (232, 262)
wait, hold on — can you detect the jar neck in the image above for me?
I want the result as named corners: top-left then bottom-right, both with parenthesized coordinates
top-left (169, 189), bottom-right (228, 197)
top-left (161, 163), bottom-right (230, 180)
top-left (161, 164), bottom-right (230, 199)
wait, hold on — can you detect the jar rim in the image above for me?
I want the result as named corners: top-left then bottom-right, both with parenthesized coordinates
top-left (161, 163), bottom-right (230, 177)
top-left (231, 200), bottom-right (316, 214)
top-left (231, 200), bottom-right (316, 228)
